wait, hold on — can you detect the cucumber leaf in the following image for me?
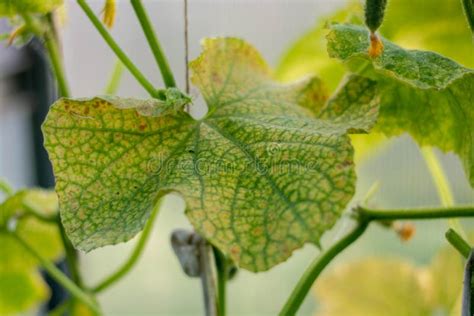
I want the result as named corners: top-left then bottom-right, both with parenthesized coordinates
top-left (327, 23), bottom-right (474, 187)
top-left (43, 38), bottom-right (378, 271)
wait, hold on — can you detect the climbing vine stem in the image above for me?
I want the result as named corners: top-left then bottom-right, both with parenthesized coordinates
top-left (76, 0), bottom-right (159, 97)
top-left (420, 147), bottom-right (466, 237)
top-left (130, 0), bottom-right (176, 88)
top-left (445, 228), bottom-right (471, 258)
top-left (280, 220), bottom-right (369, 316)
top-left (11, 232), bottom-right (101, 314)
top-left (91, 199), bottom-right (162, 293)
top-left (280, 204), bottom-right (474, 315)
top-left (21, 13), bottom-right (71, 97)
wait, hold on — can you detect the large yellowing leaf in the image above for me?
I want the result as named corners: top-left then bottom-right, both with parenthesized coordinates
top-left (0, 0), bottom-right (63, 17)
top-left (43, 38), bottom-right (378, 272)
top-left (314, 248), bottom-right (463, 316)
top-left (327, 23), bottom-right (474, 186)
top-left (0, 189), bottom-right (63, 315)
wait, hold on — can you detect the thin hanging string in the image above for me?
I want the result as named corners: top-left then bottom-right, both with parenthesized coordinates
top-left (184, 0), bottom-right (189, 95)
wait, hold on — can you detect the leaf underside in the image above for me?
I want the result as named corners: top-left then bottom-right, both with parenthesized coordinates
top-left (327, 24), bottom-right (474, 187)
top-left (43, 38), bottom-right (378, 271)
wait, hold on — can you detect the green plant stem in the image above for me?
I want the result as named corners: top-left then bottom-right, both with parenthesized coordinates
top-left (104, 60), bottom-right (125, 94)
top-left (21, 14), bottom-right (71, 97)
top-left (357, 205), bottom-right (474, 221)
top-left (91, 200), bottom-right (162, 293)
top-left (279, 220), bottom-right (369, 316)
top-left (130, 0), bottom-right (176, 88)
top-left (420, 147), bottom-right (466, 237)
top-left (12, 232), bottom-right (100, 314)
top-left (281, 204), bottom-right (474, 315)
top-left (446, 228), bottom-right (471, 258)
top-left (461, 0), bottom-right (474, 34)
top-left (76, 0), bottom-right (158, 97)
top-left (213, 246), bottom-right (227, 316)
top-left (58, 220), bottom-right (84, 288)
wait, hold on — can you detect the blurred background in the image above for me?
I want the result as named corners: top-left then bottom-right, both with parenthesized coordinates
top-left (0, 0), bottom-right (473, 315)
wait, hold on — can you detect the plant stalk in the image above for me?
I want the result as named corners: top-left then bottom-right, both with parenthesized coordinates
top-left (446, 228), bottom-right (472, 258)
top-left (213, 246), bottom-right (227, 316)
top-left (357, 205), bottom-right (474, 221)
top-left (91, 200), bottom-right (162, 293)
top-left (104, 60), bottom-right (125, 95)
top-left (76, 0), bottom-right (158, 97)
top-left (130, 0), bottom-right (176, 88)
top-left (281, 204), bottom-right (474, 314)
top-left (420, 147), bottom-right (466, 237)
top-left (58, 219), bottom-right (84, 288)
top-left (12, 232), bottom-right (100, 314)
top-left (21, 14), bottom-right (71, 97)
top-left (279, 220), bottom-right (369, 316)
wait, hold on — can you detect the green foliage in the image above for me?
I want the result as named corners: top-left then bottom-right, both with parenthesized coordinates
top-left (276, 0), bottom-right (474, 165)
top-left (277, 0), bottom-right (473, 87)
top-left (314, 247), bottom-right (463, 316)
top-left (0, 189), bottom-right (63, 315)
top-left (0, 270), bottom-right (48, 316)
top-left (0, 0), bottom-right (63, 17)
top-left (42, 38), bottom-right (379, 272)
top-left (327, 23), bottom-right (474, 187)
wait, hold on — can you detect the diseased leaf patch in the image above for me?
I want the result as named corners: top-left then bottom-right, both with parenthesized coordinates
top-left (327, 23), bottom-right (474, 187)
top-left (43, 38), bottom-right (378, 272)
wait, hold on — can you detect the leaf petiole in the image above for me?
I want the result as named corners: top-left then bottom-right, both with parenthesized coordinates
top-left (76, 0), bottom-right (158, 97)
top-left (11, 232), bottom-right (101, 314)
top-left (281, 204), bottom-right (474, 314)
top-left (130, 0), bottom-right (176, 88)
top-left (90, 199), bottom-right (162, 293)
top-left (446, 228), bottom-right (471, 258)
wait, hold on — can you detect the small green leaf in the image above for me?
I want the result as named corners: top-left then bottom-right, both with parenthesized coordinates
top-left (327, 24), bottom-right (474, 187)
top-left (0, 270), bottom-right (49, 316)
top-left (0, 0), bottom-right (63, 17)
top-left (0, 189), bottom-right (63, 315)
top-left (0, 190), bottom-right (63, 269)
top-left (43, 38), bottom-right (378, 271)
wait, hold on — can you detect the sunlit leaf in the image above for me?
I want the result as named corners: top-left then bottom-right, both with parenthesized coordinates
top-left (327, 23), bottom-right (474, 186)
top-left (43, 38), bottom-right (378, 272)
